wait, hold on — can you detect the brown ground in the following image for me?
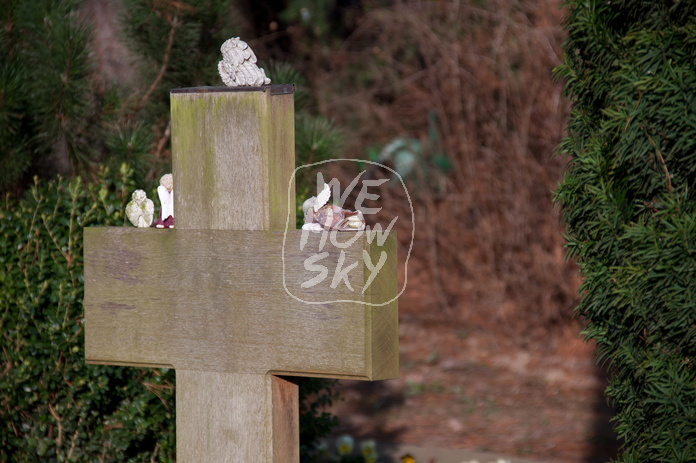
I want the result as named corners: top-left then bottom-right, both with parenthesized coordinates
top-left (319, 157), bottom-right (620, 463)
top-left (330, 314), bottom-right (619, 463)
top-left (323, 187), bottom-right (620, 462)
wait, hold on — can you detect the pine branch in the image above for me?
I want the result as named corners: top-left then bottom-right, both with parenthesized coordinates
top-left (645, 131), bottom-right (672, 193)
top-left (135, 15), bottom-right (181, 113)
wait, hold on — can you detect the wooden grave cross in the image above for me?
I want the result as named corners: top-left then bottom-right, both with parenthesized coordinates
top-left (84, 85), bottom-right (399, 462)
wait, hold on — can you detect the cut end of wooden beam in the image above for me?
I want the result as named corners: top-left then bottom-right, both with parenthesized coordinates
top-left (170, 84), bottom-right (295, 95)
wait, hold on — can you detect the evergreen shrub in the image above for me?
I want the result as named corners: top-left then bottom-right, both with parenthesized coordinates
top-left (0, 0), bottom-right (107, 189)
top-left (555, 2), bottom-right (696, 461)
top-left (0, 165), bottom-right (176, 461)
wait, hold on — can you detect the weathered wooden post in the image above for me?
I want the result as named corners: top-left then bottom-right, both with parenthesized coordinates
top-left (84, 85), bottom-right (399, 462)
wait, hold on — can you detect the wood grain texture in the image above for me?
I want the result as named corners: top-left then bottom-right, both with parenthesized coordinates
top-left (84, 228), bottom-right (398, 380)
top-left (170, 88), bottom-right (295, 231)
top-left (365, 231), bottom-right (400, 381)
top-left (176, 371), bottom-right (274, 462)
top-left (272, 376), bottom-right (299, 462)
top-left (266, 91), bottom-right (295, 230)
top-left (86, 87), bottom-right (398, 462)
top-left (168, 88), bottom-right (301, 462)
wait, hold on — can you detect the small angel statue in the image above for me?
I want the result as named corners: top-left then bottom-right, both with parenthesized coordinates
top-left (218, 37), bottom-right (271, 87)
top-left (153, 173), bottom-right (174, 228)
top-left (302, 184), bottom-right (366, 231)
top-left (125, 190), bottom-right (154, 228)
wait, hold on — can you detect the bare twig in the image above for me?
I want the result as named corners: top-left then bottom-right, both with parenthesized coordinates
top-left (9, 415), bottom-right (18, 437)
top-left (48, 403), bottom-right (63, 448)
top-left (1, 346), bottom-right (11, 377)
top-left (150, 442), bottom-right (161, 463)
top-left (66, 416), bottom-right (83, 460)
top-left (99, 441), bottom-right (108, 463)
top-left (142, 380), bottom-right (174, 411)
top-left (136, 15), bottom-right (181, 112)
top-left (154, 120), bottom-right (171, 160)
top-left (646, 131), bottom-right (672, 192)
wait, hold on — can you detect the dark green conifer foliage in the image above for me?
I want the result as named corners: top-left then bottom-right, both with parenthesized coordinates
top-left (119, 0), bottom-right (236, 120)
top-left (554, 2), bottom-right (696, 461)
top-left (0, 0), bottom-right (106, 190)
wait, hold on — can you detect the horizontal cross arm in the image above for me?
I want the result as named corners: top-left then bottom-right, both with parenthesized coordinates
top-left (84, 228), bottom-right (398, 381)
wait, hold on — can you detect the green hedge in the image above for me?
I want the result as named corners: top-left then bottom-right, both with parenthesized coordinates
top-left (555, 2), bottom-right (696, 461)
top-left (0, 165), bottom-right (176, 461)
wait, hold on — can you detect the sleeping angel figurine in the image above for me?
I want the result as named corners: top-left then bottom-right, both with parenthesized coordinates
top-left (302, 184), bottom-right (366, 231)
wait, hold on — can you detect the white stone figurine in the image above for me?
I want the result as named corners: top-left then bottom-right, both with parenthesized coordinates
top-left (125, 190), bottom-right (154, 228)
top-left (218, 37), bottom-right (271, 87)
top-left (302, 184), bottom-right (366, 232)
top-left (154, 173), bottom-right (174, 229)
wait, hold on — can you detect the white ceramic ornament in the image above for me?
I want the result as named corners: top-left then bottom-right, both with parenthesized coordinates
top-left (153, 173), bottom-right (174, 228)
top-left (218, 38), bottom-right (271, 87)
top-left (126, 190), bottom-right (155, 228)
top-left (305, 183), bottom-right (331, 213)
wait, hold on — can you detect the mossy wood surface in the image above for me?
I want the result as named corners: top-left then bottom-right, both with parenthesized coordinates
top-left (170, 86), bottom-right (295, 231)
top-left (84, 87), bottom-right (398, 462)
top-left (169, 87), bottom-right (303, 462)
top-left (84, 228), bottom-right (398, 380)
top-left (176, 372), bottom-right (299, 463)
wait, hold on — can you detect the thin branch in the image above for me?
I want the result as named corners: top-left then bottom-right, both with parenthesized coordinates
top-left (48, 403), bottom-right (63, 448)
top-left (142, 380), bottom-right (174, 411)
top-left (1, 346), bottom-right (11, 377)
top-left (41, 213), bottom-right (71, 266)
top-left (136, 16), bottom-right (181, 112)
top-left (646, 131), bottom-right (672, 193)
top-left (154, 120), bottom-right (171, 160)
top-left (66, 417), bottom-right (83, 460)
top-left (150, 442), bottom-right (161, 463)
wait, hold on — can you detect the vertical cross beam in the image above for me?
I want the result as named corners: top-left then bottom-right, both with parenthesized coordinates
top-left (170, 85), bottom-right (297, 462)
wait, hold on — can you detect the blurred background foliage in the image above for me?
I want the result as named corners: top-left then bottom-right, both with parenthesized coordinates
top-left (0, 0), bottom-right (105, 190)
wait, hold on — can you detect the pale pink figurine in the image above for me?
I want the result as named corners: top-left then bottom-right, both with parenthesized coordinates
top-left (302, 184), bottom-right (365, 232)
top-left (153, 173), bottom-right (174, 228)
